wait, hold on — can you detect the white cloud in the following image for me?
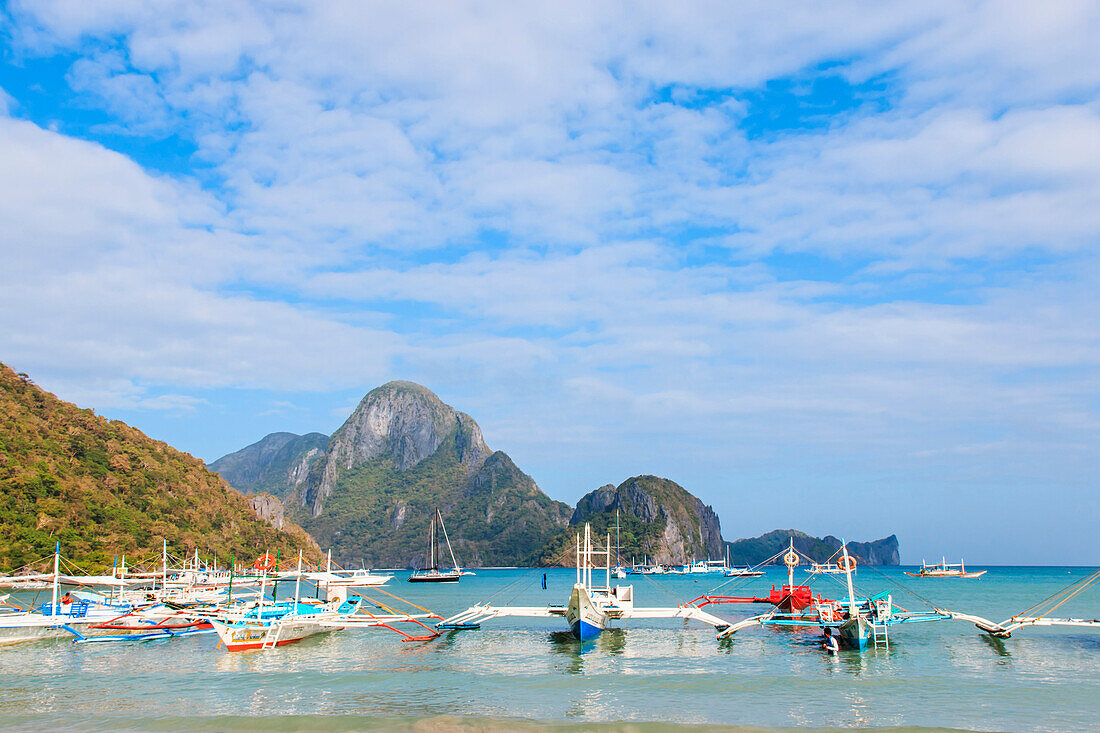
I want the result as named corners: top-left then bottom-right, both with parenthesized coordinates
top-left (2, 2), bottom-right (1100, 560)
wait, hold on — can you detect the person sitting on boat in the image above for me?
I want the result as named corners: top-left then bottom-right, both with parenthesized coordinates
top-left (822, 626), bottom-right (839, 653)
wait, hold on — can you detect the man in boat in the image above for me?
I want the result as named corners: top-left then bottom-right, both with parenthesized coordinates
top-left (60, 592), bottom-right (73, 605)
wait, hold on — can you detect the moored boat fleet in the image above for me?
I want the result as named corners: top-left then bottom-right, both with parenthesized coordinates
top-left (3, 525), bottom-right (1098, 656)
top-left (0, 541), bottom-right (438, 649)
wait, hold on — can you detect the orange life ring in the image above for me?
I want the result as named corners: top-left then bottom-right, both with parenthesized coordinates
top-left (253, 553), bottom-right (277, 571)
top-left (837, 556), bottom-right (857, 572)
top-left (783, 551), bottom-right (799, 567)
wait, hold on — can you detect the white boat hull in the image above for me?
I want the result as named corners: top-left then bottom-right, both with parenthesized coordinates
top-left (0, 608), bottom-right (140, 646)
top-left (566, 585), bottom-right (608, 640)
top-left (211, 618), bottom-right (341, 651)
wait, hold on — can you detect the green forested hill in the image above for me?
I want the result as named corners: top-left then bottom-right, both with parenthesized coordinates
top-left (0, 363), bottom-right (317, 572)
top-left (297, 429), bottom-right (571, 568)
top-left (536, 475), bottom-right (725, 566)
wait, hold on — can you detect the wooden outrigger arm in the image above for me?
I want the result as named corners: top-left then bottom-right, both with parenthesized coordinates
top-left (715, 612), bottom-right (775, 639)
top-left (438, 602), bottom-right (731, 632)
top-left (939, 566), bottom-right (1100, 638)
top-left (937, 609), bottom-right (1100, 638)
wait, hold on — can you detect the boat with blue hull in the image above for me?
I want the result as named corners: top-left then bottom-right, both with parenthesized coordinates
top-left (439, 523), bottom-right (731, 640)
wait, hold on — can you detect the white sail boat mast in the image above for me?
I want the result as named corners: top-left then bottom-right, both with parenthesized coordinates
top-left (436, 509), bottom-right (461, 571)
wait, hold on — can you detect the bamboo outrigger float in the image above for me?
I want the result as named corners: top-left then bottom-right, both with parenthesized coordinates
top-left (937, 567), bottom-right (1100, 638)
top-left (439, 523), bottom-right (731, 640)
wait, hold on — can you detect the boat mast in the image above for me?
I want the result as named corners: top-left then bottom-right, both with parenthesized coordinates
top-left (51, 541), bottom-right (59, 616)
top-left (584, 523), bottom-right (591, 588)
top-left (576, 530), bottom-right (581, 586)
top-left (426, 513), bottom-right (435, 571)
top-left (842, 542), bottom-right (858, 618)
top-left (293, 549), bottom-right (303, 609)
top-left (615, 509), bottom-right (620, 569)
top-left (436, 509), bottom-right (460, 572)
top-left (259, 549), bottom-right (269, 612)
top-left (787, 538), bottom-right (795, 589)
top-left (605, 531), bottom-right (611, 588)
top-left (162, 539), bottom-right (168, 590)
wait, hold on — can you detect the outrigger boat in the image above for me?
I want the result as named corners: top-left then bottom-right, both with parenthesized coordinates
top-left (677, 546), bottom-right (762, 577)
top-left (408, 508), bottom-right (464, 583)
top-left (692, 540), bottom-right (830, 614)
top-left (692, 540), bottom-right (949, 649)
top-left (906, 558), bottom-right (986, 578)
top-left (0, 544), bottom-right (140, 645)
top-left (439, 523), bottom-right (731, 640)
top-left (724, 566), bottom-right (765, 578)
top-left (210, 551), bottom-right (441, 651)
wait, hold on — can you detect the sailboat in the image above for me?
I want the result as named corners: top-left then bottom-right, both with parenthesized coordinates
top-left (612, 510), bottom-right (627, 579)
top-left (408, 508), bottom-right (463, 583)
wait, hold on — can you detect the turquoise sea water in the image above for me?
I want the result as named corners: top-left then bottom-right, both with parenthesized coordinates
top-left (1, 566), bottom-right (1097, 732)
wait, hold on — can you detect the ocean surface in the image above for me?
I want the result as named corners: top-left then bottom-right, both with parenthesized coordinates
top-left (1, 566), bottom-right (1097, 732)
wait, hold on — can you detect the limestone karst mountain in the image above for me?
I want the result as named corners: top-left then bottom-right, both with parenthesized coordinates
top-left (537, 475), bottom-right (725, 566)
top-left (212, 381), bottom-right (571, 567)
top-left (211, 383), bottom-right (904, 569)
top-left (208, 431), bottom-right (327, 503)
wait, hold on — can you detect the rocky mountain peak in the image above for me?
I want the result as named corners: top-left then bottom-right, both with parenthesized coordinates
top-left (307, 381), bottom-right (491, 516)
top-left (326, 381), bottom-right (466, 473)
top-left (567, 475), bottom-right (724, 565)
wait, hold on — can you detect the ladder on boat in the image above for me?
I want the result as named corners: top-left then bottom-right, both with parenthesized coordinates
top-left (261, 620), bottom-right (284, 649)
top-left (872, 620), bottom-right (889, 649)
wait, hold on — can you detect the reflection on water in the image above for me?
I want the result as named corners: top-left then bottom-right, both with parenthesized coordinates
top-left (981, 633), bottom-right (1012, 659)
top-left (548, 628), bottom-right (627, 674)
top-left (0, 567), bottom-right (1097, 732)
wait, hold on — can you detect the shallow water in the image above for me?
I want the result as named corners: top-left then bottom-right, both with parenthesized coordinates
top-left (1, 566), bottom-right (1096, 732)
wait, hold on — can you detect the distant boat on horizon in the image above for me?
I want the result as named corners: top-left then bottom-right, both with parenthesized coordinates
top-left (905, 558), bottom-right (987, 578)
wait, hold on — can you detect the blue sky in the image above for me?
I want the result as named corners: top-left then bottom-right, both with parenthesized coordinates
top-left (2, 2), bottom-right (1098, 563)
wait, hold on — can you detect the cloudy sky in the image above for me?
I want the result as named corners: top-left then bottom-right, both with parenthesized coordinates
top-left (2, 1), bottom-right (1098, 563)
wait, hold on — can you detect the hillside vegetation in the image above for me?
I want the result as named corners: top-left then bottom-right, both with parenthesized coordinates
top-left (215, 380), bottom-right (571, 568)
top-left (537, 475), bottom-right (725, 566)
top-left (0, 363), bottom-right (317, 572)
top-left (297, 428), bottom-right (571, 567)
